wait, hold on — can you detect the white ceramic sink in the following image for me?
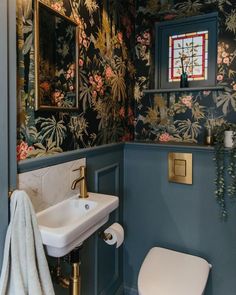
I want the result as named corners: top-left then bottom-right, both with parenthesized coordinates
top-left (36, 192), bottom-right (119, 257)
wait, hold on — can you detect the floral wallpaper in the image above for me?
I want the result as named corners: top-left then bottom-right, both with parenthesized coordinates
top-left (134, 0), bottom-right (236, 144)
top-left (17, 0), bottom-right (236, 160)
top-left (17, 0), bottom-right (135, 160)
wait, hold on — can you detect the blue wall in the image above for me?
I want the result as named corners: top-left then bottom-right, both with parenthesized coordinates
top-left (18, 143), bottom-right (124, 295)
top-left (123, 142), bottom-right (236, 295)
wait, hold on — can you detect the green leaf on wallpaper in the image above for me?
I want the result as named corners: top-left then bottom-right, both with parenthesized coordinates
top-left (36, 116), bottom-right (67, 147)
top-left (22, 33), bottom-right (33, 55)
top-left (80, 85), bottom-right (92, 111)
top-left (216, 93), bottom-right (236, 115)
top-left (23, 27), bottom-right (32, 34)
top-left (111, 74), bottom-right (126, 101)
top-left (19, 125), bottom-right (39, 145)
top-left (175, 119), bottom-right (201, 141)
top-left (29, 139), bottom-right (63, 158)
top-left (225, 9), bottom-right (236, 34)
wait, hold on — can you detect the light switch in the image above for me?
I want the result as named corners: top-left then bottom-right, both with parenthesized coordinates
top-left (168, 153), bottom-right (192, 184)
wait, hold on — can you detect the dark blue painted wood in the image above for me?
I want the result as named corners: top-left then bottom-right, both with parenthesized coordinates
top-left (94, 163), bottom-right (120, 295)
top-left (79, 147), bottom-right (124, 295)
top-left (18, 142), bottom-right (124, 173)
top-left (8, 0), bottom-right (17, 190)
top-left (0, 0), bottom-right (12, 270)
top-left (123, 144), bottom-right (236, 295)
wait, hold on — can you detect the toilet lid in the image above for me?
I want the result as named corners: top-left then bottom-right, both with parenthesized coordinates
top-left (138, 247), bottom-right (211, 295)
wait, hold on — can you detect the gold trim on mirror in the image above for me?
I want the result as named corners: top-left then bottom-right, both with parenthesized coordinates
top-left (34, 0), bottom-right (79, 111)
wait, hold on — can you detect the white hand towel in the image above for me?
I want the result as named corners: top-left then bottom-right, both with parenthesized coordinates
top-left (0, 190), bottom-right (55, 295)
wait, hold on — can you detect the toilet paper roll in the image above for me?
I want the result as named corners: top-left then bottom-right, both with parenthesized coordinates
top-left (104, 223), bottom-right (124, 248)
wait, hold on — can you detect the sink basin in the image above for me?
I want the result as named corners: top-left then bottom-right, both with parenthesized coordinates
top-left (36, 192), bottom-right (119, 257)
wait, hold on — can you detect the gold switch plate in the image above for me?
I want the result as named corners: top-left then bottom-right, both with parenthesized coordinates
top-left (168, 153), bottom-right (192, 184)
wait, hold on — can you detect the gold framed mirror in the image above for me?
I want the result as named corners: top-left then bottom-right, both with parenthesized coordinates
top-left (34, 0), bottom-right (79, 111)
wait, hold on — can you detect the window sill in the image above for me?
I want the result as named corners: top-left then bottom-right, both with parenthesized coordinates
top-left (143, 86), bottom-right (225, 94)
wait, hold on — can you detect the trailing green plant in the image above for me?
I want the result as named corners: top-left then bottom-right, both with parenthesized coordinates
top-left (213, 123), bottom-right (236, 220)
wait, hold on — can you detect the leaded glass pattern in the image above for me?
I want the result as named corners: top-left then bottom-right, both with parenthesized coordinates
top-left (168, 31), bottom-right (208, 82)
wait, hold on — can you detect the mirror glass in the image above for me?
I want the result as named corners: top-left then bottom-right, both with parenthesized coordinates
top-left (35, 0), bottom-right (79, 110)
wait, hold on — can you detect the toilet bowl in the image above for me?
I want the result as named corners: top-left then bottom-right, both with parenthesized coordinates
top-left (138, 247), bottom-right (211, 295)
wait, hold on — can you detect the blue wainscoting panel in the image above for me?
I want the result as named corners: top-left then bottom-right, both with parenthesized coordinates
top-left (80, 147), bottom-right (124, 295)
top-left (95, 163), bottom-right (120, 295)
top-left (123, 143), bottom-right (236, 295)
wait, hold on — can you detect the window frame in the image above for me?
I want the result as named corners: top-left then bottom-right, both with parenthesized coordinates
top-left (155, 12), bottom-right (218, 89)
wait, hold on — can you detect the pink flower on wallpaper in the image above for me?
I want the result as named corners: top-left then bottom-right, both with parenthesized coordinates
top-left (40, 81), bottom-right (50, 92)
top-left (17, 141), bottom-right (34, 161)
top-left (105, 66), bottom-right (114, 79)
top-left (159, 133), bottom-right (171, 142)
top-left (121, 133), bottom-right (133, 142)
top-left (94, 74), bottom-right (101, 83)
top-left (217, 74), bottom-right (223, 81)
top-left (66, 64), bottom-right (75, 79)
top-left (223, 57), bottom-right (230, 65)
top-left (181, 95), bottom-right (192, 108)
top-left (51, 90), bottom-right (64, 106)
top-left (79, 59), bottom-right (84, 67)
top-left (123, 134), bottom-right (131, 141)
top-left (137, 36), bottom-right (142, 42)
top-left (136, 31), bottom-right (150, 46)
top-left (217, 57), bottom-right (223, 64)
top-left (164, 14), bottom-right (176, 20)
top-left (221, 51), bottom-right (229, 58)
top-left (83, 39), bottom-right (89, 48)
top-left (117, 32), bottom-right (123, 43)
top-left (92, 90), bottom-right (97, 99)
top-left (217, 42), bottom-right (231, 67)
top-left (89, 74), bottom-right (104, 94)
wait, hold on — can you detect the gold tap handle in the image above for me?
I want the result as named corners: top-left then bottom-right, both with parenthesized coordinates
top-left (72, 166), bottom-right (86, 173)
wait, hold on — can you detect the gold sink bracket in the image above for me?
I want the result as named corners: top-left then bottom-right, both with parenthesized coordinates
top-left (168, 152), bottom-right (193, 184)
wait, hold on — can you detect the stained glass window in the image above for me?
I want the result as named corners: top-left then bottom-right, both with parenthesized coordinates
top-left (168, 31), bottom-right (208, 82)
top-left (155, 13), bottom-right (217, 89)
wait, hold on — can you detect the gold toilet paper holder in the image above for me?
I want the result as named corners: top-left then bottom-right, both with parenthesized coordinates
top-left (99, 231), bottom-right (113, 241)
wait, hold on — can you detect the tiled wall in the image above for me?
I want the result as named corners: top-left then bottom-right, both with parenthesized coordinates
top-left (17, 158), bottom-right (86, 212)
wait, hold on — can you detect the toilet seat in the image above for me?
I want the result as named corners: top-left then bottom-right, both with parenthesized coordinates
top-left (138, 247), bottom-right (211, 295)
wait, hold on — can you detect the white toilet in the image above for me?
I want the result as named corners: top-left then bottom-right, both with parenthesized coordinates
top-left (138, 247), bottom-right (211, 295)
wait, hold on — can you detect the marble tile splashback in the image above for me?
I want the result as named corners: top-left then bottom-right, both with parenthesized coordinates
top-left (17, 158), bottom-right (86, 212)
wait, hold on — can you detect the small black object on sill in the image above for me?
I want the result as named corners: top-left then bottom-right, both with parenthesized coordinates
top-left (180, 72), bottom-right (189, 88)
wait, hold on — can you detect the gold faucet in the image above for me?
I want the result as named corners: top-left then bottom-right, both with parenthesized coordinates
top-left (71, 166), bottom-right (88, 198)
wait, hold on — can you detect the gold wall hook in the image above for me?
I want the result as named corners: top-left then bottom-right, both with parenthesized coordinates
top-left (8, 190), bottom-right (14, 199)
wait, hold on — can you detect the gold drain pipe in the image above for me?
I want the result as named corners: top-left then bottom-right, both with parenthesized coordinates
top-left (50, 249), bottom-right (81, 295)
top-left (69, 263), bottom-right (81, 295)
